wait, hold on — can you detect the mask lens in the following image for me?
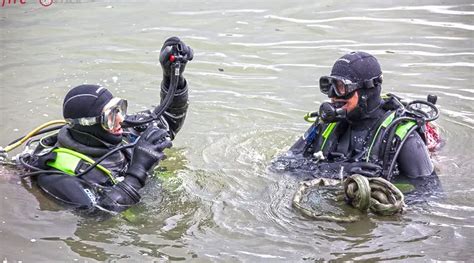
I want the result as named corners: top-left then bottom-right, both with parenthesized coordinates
top-left (102, 98), bottom-right (128, 131)
top-left (319, 76), bottom-right (332, 94)
top-left (335, 79), bottom-right (347, 97)
top-left (320, 76), bottom-right (361, 98)
top-left (106, 108), bottom-right (119, 130)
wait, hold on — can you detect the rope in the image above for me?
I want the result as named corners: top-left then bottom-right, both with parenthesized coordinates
top-left (342, 174), bottom-right (371, 211)
top-left (344, 175), bottom-right (405, 216)
top-left (292, 174), bottom-right (405, 222)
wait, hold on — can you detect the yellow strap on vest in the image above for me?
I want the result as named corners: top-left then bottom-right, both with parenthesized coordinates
top-left (366, 112), bottom-right (396, 161)
top-left (320, 122), bottom-right (337, 151)
top-left (47, 147), bottom-right (116, 184)
top-left (395, 121), bottom-right (416, 139)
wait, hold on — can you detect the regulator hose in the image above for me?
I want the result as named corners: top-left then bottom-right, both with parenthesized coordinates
top-left (7, 125), bottom-right (64, 146)
top-left (2, 120), bottom-right (67, 153)
top-left (19, 142), bottom-right (136, 179)
top-left (122, 61), bottom-right (182, 128)
top-left (406, 100), bottom-right (439, 122)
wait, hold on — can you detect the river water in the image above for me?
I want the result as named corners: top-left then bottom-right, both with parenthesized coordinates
top-left (1, 0), bottom-right (473, 261)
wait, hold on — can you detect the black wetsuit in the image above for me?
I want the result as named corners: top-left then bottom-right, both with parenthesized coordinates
top-left (277, 105), bottom-right (435, 181)
top-left (275, 50), bottom-right (441, 201)
top-left (30, 80), bottom-right (189, 213)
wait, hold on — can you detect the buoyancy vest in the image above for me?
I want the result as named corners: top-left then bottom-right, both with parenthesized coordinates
top-left (31, 126), bottom-right (129, 185)
top-left (46, 147), bottom-right (117, 184)
top-left (307, 109), bottom-right (420, 179)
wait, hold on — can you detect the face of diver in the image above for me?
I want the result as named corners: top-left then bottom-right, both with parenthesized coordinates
top-left (330, 91), bottom-right (359, 113)
top-left (101, 97), bottom-right (127, 136)
top-left (107, 111), bottom-right (124, 135)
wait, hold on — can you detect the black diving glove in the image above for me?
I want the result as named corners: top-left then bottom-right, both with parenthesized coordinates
top-left (99, 181), bottom-right (141, 213)
top-left (125, 126), bottom-right (172, 187)
top-left (343, 162), bottom-right (382, 178)
top-left (159, 36), bottom-right (193, 87)
top-left (126, 110), bottom-right (153, 133)
top-left (98, 126), bottom-right (172, 213)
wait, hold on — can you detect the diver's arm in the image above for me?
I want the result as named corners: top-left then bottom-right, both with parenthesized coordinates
top-left (158, 37), bottom-right (193, 140)
top-left (98, 127), bottom-right (171, 213)
top-left (96, 175), bottom-right (142, 213)
top-left (397, 132), bottom-right (434, 178)
top-left (160, 77), bottom-right (189, 140)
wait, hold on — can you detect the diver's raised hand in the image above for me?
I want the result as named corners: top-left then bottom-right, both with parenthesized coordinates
top-left (159, 37), bottom-right (193, 79)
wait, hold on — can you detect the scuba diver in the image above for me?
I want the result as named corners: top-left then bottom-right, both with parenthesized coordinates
top-left (277, 51), bottom-right (441, 193)
top-left (2, 37), bottom-right (193, 214)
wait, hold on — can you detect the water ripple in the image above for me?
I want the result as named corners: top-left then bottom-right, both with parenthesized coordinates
top-left (231, 40), bottom-right (357, 47)
top-left (400, 62), bottom-right (474, 68)
top-left (170, 9), bottom-right (267, 15)
top-left (232, 41), bottom-right (442, 49)
top-left (441, 109), bottom-right (474, 129)
top-left (189, 71), bottom-right (278, 80)
top-left (140, 27), bottom-right (191, 32)
top-left (424, 36), bottom-right (469, 40)
top-left (389, 50), bottom-right (474, 57)
top-left (365, 5), bottom-right (474, 16)
top-left (265, 15), bottom-right (474, 31)
top-left (197, 60), bottom-right (283, 71)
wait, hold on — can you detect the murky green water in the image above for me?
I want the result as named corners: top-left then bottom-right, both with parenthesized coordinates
top-left (1, 0), bottom-right (473, 261)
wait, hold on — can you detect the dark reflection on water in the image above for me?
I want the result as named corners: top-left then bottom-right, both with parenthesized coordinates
top-left (1, 0), bottom-right (473, 261)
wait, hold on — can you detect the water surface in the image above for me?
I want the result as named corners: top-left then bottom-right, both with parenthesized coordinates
top-left (1, 0), bottom-right (473, 261)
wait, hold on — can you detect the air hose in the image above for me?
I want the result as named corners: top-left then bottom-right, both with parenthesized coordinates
top-left (7, 125), bottom-right (64, 146)
top-left (292, 174), bottom-right (405, 222)
top-left (2, 53), bottom-right (185, 164)
top-left (1, 120), bottom-right (67, 153)
top-left (379, 99), bottom-right (439, 180)
top-left (19, 142), bottom-right (136, 179)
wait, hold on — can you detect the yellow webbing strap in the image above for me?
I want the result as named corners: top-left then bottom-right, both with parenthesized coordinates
top-left (47, 147), bottom-right (116, 184)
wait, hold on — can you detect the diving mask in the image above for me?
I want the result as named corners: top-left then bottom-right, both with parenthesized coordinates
top-left (319, 75), bottom-right (382, 98)
top-left (319, 76), bottom-right (360, 98)
top-left (66, 97), bottom-right (128, 131)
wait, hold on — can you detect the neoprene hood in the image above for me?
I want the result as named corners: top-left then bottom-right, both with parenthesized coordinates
top-left (330, 51), bottom-right (382, 83)
top-left (63, 84), bottom-right (113, 120)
